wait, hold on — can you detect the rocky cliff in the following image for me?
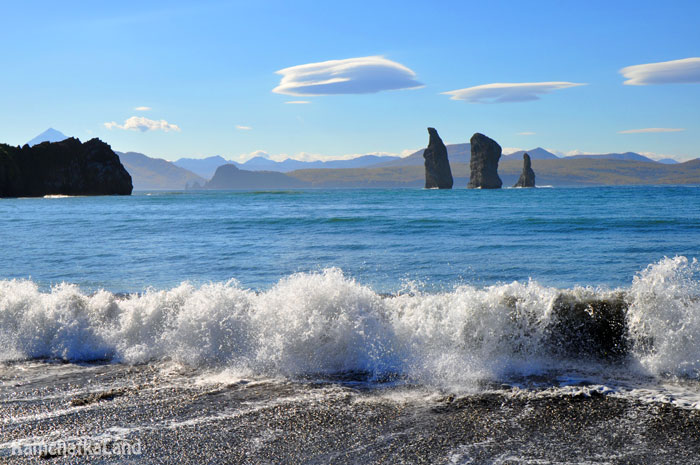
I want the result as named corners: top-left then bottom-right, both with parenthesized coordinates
top-left (468, 133), bottom-right (502, 189)
top-left (423, 127), bottom-right (453, 189)
top-left (0, 138), bottom-right (132, 197)
top-left (513, 153), bottom-right (536, 188)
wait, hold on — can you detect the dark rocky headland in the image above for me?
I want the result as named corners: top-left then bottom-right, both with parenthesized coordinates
top-left (0, 138), bottom-right (132, 197)
top-left (423, 127), bottom-right (453, 189)
top-left (468, 133), bottom-right (502, 189)
top-left (513, 152), bottom-right (536, 187)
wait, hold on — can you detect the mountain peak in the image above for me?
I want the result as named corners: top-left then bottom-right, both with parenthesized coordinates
top-left (26, 128), bottom-right (69, 147)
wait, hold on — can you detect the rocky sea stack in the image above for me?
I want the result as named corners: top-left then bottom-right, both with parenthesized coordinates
top-left (422, 127), bottom-right (453, 189)
top-left (513, 153), bottom-right (536, 188)
top-left (0, 138), bottom-right (132, 197)
top-left (468, 133), bottom-right (502, 189)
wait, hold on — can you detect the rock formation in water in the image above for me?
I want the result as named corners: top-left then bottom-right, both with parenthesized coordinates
top-left (204, 164), bottom-right (307, 189)
top-left (468, 133), bottom-right (502, 189)
top-left (0, 138), bottom-right (132, 197)
top-left (513, 153), bottom-right (536, 188)
top-left (546, 294), bottom-right (629, 359)
top-left (422, 127), bottom-right (453, 189)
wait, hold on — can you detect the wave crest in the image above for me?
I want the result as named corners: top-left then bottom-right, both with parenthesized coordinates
top-left (1, 257), bottom-right (699, 385)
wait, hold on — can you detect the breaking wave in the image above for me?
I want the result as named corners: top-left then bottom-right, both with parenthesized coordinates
top-left (1, 257), bottom-right (699, 387)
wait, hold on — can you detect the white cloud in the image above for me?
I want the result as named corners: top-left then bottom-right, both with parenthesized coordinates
top-left (620, 57), bottom-right (700, 85)
top-left (289, 152), bottom-right (325, 162)
top-left (565, 150), bottom-right (599, 157)
top-left (442, 82), bottom-right (585, 103)
top-left (236, 150), bottom-right (274, 162)
top-left (236, 125), bottom-right (252, 130)
top-left (618, 127), bottom-right (685, 134)
top-left (517, 131), bottom-right (536, 136)
top-left (546, 148), bottom-right (565, 157)
top-left (549, 149), bottom-right (595, 157)
top-left (134, 106), bottom-right (151, 111)
top-left (285, 100), bottom-right (311, 104)
top-left (272, 55), bottom-right (423, 96)
top-left (104, 116), bottom-right (180, 132)
top-left (502, 147), bottom-right (525, 155)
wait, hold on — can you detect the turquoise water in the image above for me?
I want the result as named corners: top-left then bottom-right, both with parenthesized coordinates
top-left (2, 186), bottom-right (699, 293)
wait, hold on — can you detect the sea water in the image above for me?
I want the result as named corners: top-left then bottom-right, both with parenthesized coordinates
top-left (2, 187), bottom-right (700, 463)
top-left (2, 186), bottom-right (699, 292)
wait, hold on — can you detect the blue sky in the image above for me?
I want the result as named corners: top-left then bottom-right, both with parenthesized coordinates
top-left (1, 0), bottom-right (699, 161)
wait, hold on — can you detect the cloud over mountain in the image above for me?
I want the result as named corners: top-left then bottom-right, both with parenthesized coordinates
top-left (620, 57), bottom-right (700, 85)
top-left (272, 56), bottom-right (423, 96)
top-left (104, 116), bottom-right (180, 132)
top-left (442, 82), bottom-right (585, 103)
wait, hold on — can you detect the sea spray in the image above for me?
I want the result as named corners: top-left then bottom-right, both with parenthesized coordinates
top-left (0, 280), bottom-right (113, 361)
top-left (1, 258), bottom-right (700, 387)
top-left (388, 279), bottom-right (560, 388)
top-left (251, 269), bottom-right (396, 377)
top-left (116, 281), bottom-right (256, 366)
top-left (627, 256), bottom-right (700, 378)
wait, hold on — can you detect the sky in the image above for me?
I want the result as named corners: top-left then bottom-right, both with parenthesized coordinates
top-left (1, 0), bottom-right (699, 162)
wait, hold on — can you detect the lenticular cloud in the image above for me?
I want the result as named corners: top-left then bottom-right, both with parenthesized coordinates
top-left (620, 57), bottom-right (700, 85)
top-left (442, 82), bottom-right (585, 104)
top-left (272, 56), bottom-right (423, 96)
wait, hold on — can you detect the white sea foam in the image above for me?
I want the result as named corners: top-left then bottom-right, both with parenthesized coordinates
top-left (627, 256), bottom-right (700, 377)
top-left (1, 257), bottom-right (699, 388)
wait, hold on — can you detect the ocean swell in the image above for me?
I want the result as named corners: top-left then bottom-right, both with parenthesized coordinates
top-left (1, 257), bottom-right (699, 386)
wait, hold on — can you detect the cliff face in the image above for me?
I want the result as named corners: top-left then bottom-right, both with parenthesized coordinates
top-left (513, 153), bottom-right (536, 188)
top-left (0, 138), bottom-right (132, 197)
top-left (468, 133), bottom-right (502, 189)
top-left (423, 127), bottom-right (453, 189)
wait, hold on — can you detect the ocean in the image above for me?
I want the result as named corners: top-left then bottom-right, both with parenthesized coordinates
top-left (2, 187), bottom-right (700, 463)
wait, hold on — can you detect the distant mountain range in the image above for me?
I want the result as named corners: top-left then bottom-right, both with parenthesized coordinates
top-left (657, 158), bottom-right (680, 165)
top-left (374, 145), bottom-right (673, 167)
top-left (172, 156), bottom-right (229, 179)
top-left (173, 154), bottom-right (402, 177)
top-left (504, 147), bottom-right (561, 162)
top-left (567, 152), bottom-right (658, 163)
top-left (116, 152), bottom-right (205, 190)
top-left (141, 145), bottom-right (682, 188)
top-left (19, 128), bottom-right (693, 190)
